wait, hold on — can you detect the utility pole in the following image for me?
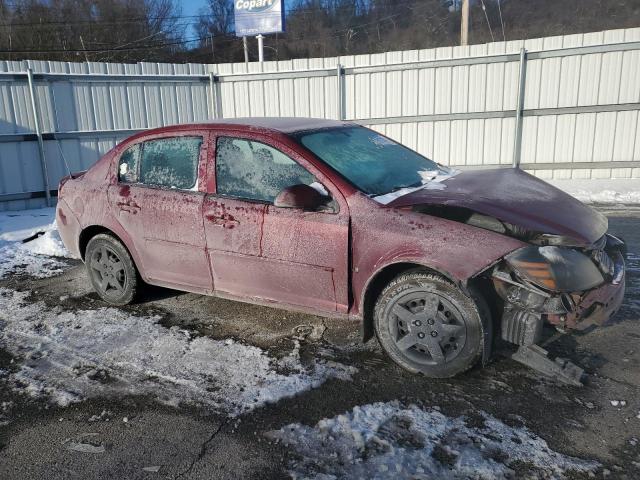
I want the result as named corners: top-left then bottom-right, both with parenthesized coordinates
top-left (256, 34), bottom-right (264, 63)
top-left (242, 36), bottom-right (249, 65)
top-left (460, 0), bottom-right (469, 46)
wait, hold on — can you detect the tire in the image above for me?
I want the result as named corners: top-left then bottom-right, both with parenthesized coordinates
top-left (374, 271), bottom-right (488, 378)
top-left (85, 233), bottom-right (139, 306)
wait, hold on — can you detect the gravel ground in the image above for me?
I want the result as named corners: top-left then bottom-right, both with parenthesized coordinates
top-left (0, 207), bottom-right (639, 479)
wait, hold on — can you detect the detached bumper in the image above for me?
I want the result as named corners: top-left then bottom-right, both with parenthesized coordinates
top-left (548, 250), bottom-right (626, 330)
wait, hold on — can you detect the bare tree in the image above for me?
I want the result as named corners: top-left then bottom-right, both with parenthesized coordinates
top-left (0, 0), bottom-right (184, 62)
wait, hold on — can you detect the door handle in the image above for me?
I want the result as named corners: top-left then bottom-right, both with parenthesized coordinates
top-left (205, 213), bottom-right (239, 229)
top-left (117, 200), bottom-right (141, 213)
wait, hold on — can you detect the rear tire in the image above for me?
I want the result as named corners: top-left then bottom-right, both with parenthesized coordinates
top-left (374, 271), bottom-right (487, 378)
top-left (85, 233), bottom-right (138, 306)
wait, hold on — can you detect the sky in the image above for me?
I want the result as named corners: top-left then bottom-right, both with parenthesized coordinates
top-left (180, 0), bottom-right (209, 36)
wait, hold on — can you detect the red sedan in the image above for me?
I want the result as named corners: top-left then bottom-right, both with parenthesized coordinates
top-left (56, 118), bottom-right (626, 382)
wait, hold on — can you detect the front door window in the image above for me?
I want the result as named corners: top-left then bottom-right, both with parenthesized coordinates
top-left (215, 137), bottom-right (316, 202)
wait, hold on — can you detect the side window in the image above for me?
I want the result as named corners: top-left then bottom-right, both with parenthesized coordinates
top-left (118, 144), bottom-right (141, 183)
top-left (139, 136), bottom-right (202, 190)
top-left (215, 137), bottom-right (317, 203)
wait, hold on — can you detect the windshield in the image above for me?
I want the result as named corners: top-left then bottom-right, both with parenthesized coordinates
top-left (295, 126), bottom-right (449, 196)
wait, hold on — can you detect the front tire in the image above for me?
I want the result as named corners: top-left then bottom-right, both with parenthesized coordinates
top-left (85, 233), bottom-right (138, 306)
top-left (374, 271), bottom-right (487, 378)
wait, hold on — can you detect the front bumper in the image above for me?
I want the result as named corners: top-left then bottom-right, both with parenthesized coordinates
top-left (547, 249), bottom-right (625, 330)
top-left (492, 239), bottom-right (626, 345)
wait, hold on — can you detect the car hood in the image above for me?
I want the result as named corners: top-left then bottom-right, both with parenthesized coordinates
top-left (385, 168), bottom-right (608, 246)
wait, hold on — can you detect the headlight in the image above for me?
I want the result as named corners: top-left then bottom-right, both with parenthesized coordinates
top-left (505, 246), bottom-right (604, 292)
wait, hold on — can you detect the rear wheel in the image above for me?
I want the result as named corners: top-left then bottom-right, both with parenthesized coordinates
top-left (374, 271), bottom-right (487, 378)
top-left (85, 234), bottom-right (138, 306)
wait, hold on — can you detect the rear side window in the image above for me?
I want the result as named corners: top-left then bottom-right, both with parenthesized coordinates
top-left (118, 144), bottom-right (141, 183)
top-left (138, 137), bottom-right (202, 190)
top-left (215, 137), bottom-right (315, 203)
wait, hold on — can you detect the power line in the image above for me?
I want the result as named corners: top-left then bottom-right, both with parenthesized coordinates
top-left (479, 0), bottom-right (495, 42)
top-left (496, 0), bottom-right (506, 41)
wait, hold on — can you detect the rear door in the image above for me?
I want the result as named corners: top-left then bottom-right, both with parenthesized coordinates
top-left (109, 131), bottom-right (212, 292)
top-left (204, 133), bottom-right (349, 312)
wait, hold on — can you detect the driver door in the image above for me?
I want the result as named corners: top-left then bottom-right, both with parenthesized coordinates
top-left (204, 134), bottom-right (349, 313)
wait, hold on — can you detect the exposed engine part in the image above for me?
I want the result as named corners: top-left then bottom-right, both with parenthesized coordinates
top-left (510, 344), bottom-right (585, 387)
top-left (501, 307), bottom-right (542, 346)
top-left (492, 269), bottom-right (571, 315)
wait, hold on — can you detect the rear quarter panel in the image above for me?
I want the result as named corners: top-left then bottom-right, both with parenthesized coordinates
top-left (56, 148), bottom-right (146, 269)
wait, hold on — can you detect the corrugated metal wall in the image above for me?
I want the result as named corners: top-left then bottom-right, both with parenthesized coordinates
top-left (1, 27), bottom-right (639, 210)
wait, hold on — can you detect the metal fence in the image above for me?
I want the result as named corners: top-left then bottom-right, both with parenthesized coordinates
top-left (1, 27), bottom-right (639, 210)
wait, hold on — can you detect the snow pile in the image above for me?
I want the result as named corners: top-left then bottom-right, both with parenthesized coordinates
top-left (0, 207), bottom-right (55, 242)
top-left (549, 179), bottom-right (640, 205)
top-left (268, 402), bottom-right (599, 479)
top-left (0, 288), bottom-right (356, 415)
top-left (0, 208), bottom-right (70, 279)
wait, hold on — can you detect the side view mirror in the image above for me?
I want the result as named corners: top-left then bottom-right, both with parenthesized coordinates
top-left (274, 184), bottom-right (327, 211)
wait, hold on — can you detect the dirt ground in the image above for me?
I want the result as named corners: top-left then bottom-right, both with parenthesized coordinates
top-left (0, 207), bottom-right (639, 479)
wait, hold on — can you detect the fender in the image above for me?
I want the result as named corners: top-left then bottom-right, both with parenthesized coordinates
top-left (78, 220), bottom-right (148, 283)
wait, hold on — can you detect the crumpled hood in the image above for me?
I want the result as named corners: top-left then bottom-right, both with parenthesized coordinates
top-left (386, 168), bottom-right (608, 246)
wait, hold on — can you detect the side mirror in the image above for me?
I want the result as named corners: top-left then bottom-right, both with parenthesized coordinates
top-left (274, 184), bottom-right (326, 211)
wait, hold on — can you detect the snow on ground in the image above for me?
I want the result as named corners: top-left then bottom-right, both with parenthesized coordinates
top-left (268, 401), bottom-right (599, 480)
top-left (0, 288), bottom-right (356, 416)
top-left (549, 178), bottom-right (640, 205)
top-left (0, 208), bottom-right (70, 279)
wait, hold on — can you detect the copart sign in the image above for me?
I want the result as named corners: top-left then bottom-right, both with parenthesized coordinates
top-left (234, 0), bottom-right (285, 36)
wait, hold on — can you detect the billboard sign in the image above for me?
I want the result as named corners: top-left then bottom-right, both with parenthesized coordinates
top-left (234, 0), bottom-right (285, 37)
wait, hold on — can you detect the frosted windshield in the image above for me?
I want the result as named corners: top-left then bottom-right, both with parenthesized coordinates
top-left (296, 126), bottom-right (448, 196)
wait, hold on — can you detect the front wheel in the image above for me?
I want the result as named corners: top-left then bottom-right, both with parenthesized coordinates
top-left (374, 271), bottom-right (488, 378)
top-left (85, 233), bottom-right (139, 306)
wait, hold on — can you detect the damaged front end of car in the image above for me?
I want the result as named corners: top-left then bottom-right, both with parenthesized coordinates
top-left (490, 233), bottom-right (626, 385)
top-left (410, 201), bottom-right (627, 385)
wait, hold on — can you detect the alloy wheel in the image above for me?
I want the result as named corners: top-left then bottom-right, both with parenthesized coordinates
top-left (388, 291), bottom-right (467, 366)
top-left (89, 245), bottom-right (127, 295)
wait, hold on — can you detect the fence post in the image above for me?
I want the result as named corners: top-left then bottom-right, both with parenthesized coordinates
top-left (512, 47), bottom-right (527, 168)
top-left (27, 67), bottom-right (51, 207)
top-left (336, 63), bottom-right (344, 120)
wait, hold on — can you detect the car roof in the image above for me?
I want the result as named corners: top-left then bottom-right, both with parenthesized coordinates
top-left (122, 118), bottom-right (357, 150)
top-left (204, 117), bottom-right (353, 134)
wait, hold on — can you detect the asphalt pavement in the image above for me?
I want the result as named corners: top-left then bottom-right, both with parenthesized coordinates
top-left (0, 207), bottom-right (639, 479)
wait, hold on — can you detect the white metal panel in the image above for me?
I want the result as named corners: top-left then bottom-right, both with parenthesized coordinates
top-left (498, 118), bottom-right (515, 165)
top-left (573, 113), bottom-right (597, 163)
top-left (416, 122), bottom-right (434, 159)
top-left (482, 118), bottom-right (503, 165)
top-left (553, 114), bottom-right (577, 163)
top-left (466, 119), bottom-right (484, 166)
top-left (433, 121), bottom-right (451, 165)
top-left (449, 120), bottom-right (468, 166)
top-left (535, 115), bottom-right (557, 163)
top-left (1, 27), bottom-right (640, 207)
top-left (612, 111), bottom-right (638, 162)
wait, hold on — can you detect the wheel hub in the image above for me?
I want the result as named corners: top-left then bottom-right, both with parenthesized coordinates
top-left (389, 291), bottom-right (467, 366)
top-left (89, 246), bottom-right (127, 296)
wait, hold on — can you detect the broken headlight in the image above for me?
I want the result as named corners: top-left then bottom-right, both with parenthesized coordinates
top-left (505, 246), bottom-right (604, 292)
